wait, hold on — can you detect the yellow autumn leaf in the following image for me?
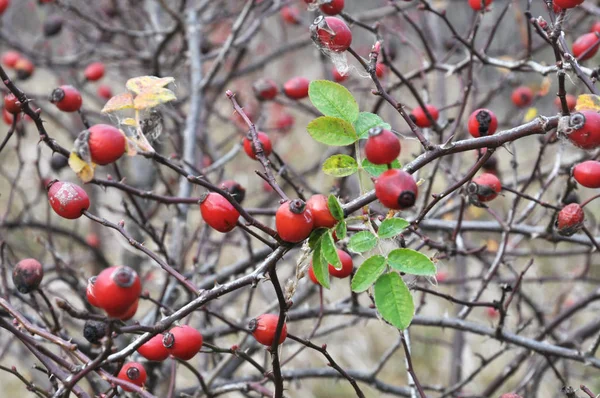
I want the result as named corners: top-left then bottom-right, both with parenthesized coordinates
top-left (121, 118), bottom-right (137, 127)
top-left (575, 94), bottom-right (600, 112)
top-left (538, 77), bottom-right (551, 96)
top-left (523, 107), bottom-right (538, 123)
top-left (68, 152), bottom-right (96, 183)
top-left (133, 87), bottom-right (176, 110)
top-left (101, 93), bottom-right (134, 113)
top-left (126, 76), bottom-right (175, 95)
top-left (486, 239), bottom-right (499, 252)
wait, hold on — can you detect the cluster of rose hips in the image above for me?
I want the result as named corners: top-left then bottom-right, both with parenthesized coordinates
top-left (253, 76), bottom-right (311, 101)
top-left (137, 325), bottom-right (203, 361)
top-left (86, 265), bottom-right (141, 320)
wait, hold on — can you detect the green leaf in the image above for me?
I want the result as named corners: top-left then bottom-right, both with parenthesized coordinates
top-left (387, 249), bottom-right (436, 276)
top-left (321, 231), bottom-right (341, 270)
top-left (374, 272), bottom-right (414, 330)
top-left (308, 228), bottom-right (328, 250)
top-left (348, 231), bottom-right (378, 253)
top-left (307, 116), bottom-right (358, 146)
top-left (312, 241), bottom-right (330, 289)
top-left (335, 220), bottom-right (347, 240)
top-left (322, 155), bottom-right (358, 177)
top-left (327, 195), bottom-right (344, 221)
top-left (354, 112), bottom-right (392, 139)
top-left (361, 158), bottom-right (402, 177)
top-left (308, 80), bottom-right (359, 123)
top-left (378, 218), bottom-right (410, 239)
top-left (351, 255), bottom-right (387, 293)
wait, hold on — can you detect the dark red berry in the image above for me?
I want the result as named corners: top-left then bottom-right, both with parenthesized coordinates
top-left (511, 86), bottom-right (533, 108)
top-left (12, 258), bottom-right (43, 294)
top-left (249, 314), bottom-right (287, 346)
top-left (374, 169), bottom-right (418, 210)
top-left (553, 0), bottom-right (582, 8)
top-left (138, 334), bottom-right (169, 361)
top-left (253, 78), bottom-right (278, 100)
top-left (50, 85), bottom-right (82, 113)
top-left (468, 173), bottom-right (502, 202)
top-left (565, 110), bottom-right (600, 150)
top-left (573, 33), bottom-right (600, 61)
top-left (306, 194), bottom-right (337, 228)
top-left (364, 127), bottom-right (401, 165)
top-left (243, 131), bottom-right (272, 159)
top-left (554, 94), bottom-right (577, 112)
top-left (283, 77), bottom-right (310, 99)
top-left (573, 160), bottom-right (600, 188)
top-left (164, 325), bottom-right (203, 360)
top-left (47, 180), bottom-right (90, 219)
top-left (200, 192), bottom-right (240, 233)
top-left (117, 362), bottom-right (147, 392)
top-left (410, 104), bottom-right (439, 128)
top-left (83, 320), bottom-right (107, 344)
top-left (220, 180), bottom-right (246, 204)
top-left (276, 199), bottom-right (314, 242)
top-left (556, 203), bottom-right (584, 236)
top-left (467, 109), bottom-right (498, 137)
top-left (310, 16), bottom-right (352, 52)
top-left (84, 62), bottom-right (105, 81)
top-left (0, 0), bottom-right (8, 15)
top-left (280, 5), bottom-right (301, 24)
top-left (4, 93), bottom-right (20, 114)
top-left (320, 0), bottom-right (344, 15)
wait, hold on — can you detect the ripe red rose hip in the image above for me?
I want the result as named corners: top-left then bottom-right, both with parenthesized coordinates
top-left (13, 258), bottom-right (43, 294)
top-left (511, 86), bottom-right (533, 108)
top-left (2, 108), bottom-right (18, 125)
top-left (332, 66), bottom-right (348, 82)
top-left (276, 199), bottom-right (314, 242)
top-left (118, 362), bottom-right (147, 392)
top-left (556, 203), bottom-right (584, 236)
top-left (220, 180), bottom-right (246, 204)
top-left (200, 192), bottom-right (240, 233)
top-left (50, 85), bottom-right (82, 113)
top-left (137, 333), bottom-right (169, 361)
top-left (410, 104), bottom-right (439, 128)
top-left (97, 85), bottom-right (112, 100)
top-left (47, 180), bottom-right (90, 219)
top-left (308, 265), bottom-right (319, 284)
top-left (249, 314), bottom-right (287, 346)
top-left (592, 21), bottom-right (600, 34)
top-left (375, 63), bottom-right (386, 78)
top-left (84, 62), bottom-right (105, 81)
top-left (163, 325), bottom-right (203, 360)
top-left (310, 16), bottom-right (352, 52)
top-left (306, 194), bottom-right (337, 228)
top-left (565, 110), bottom-right (600, 150)
top-left (93, 265), bottom-right (141, 318)
top-left (468, 0), bottom-right (492, 11)
top-left (14, 58), bottom-right (34, 80)
top-left (468, 173), bottom-right (502, 202)
top-left (573, 33), bottom-right (600, 61)
top-left (365, 127), bottom-right (401, 165)
top-left (1, 51), bottom-right (20, 68)
top-left (280, 5), bottom-right (301, 24)
top-left (283, 77), bottom-right (310, 99)
top-left (554, 94), bottom-right (577, 112)
top-left (553, 0), bottom-right (582, 7)
top-left (243, 131), bottom-right (272, 159)
top-left (375, 169), bottom-right (418, 210)
top-left (4, 93), bottom-right (20, 114)
top-left (0, 0), bottom-right (9, 15)
top-left (573, 160), bottom-right (600, 188)
top-left (467, 109), bottom-right (498, 137)
top-left (253, 78), bottom-right (278, 100)
top-left (86, 276), bottom-right (100, 308)
top-left (328, 249), bottom-right (353, 278)
top-left (320, 0), bottom-right (344, 15)
top-left (86, 124), bottom-right (126, 165)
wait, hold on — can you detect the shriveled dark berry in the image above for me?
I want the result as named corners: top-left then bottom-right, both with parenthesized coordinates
top-left (83, 320), bottom-right (107, 344)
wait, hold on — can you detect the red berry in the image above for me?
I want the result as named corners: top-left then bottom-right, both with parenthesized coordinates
top-left (486, 307), bottom-right (499, 318)
top-left (249, 314), bottom-right (287, 346)
top-left (50, 85), bottom-right (82, 113)
top-left (375, 62), bottom-right (386, 78)
top-left (200, 192), bottom-right (240, 233)
top-left (276, 199), bottom-right (314, 242)
top-left (1, 51), bottom-right (20, 68)
top-left (253, 78), bottom-right (278, 100)
top-left (592, 21), bottom-right (600, 34)
top-left (332, 66), bottom-right (348, 82)
top-left (511, 86), bottom-right (533, 108)
top-left (554, 94), bottom-right (577, 112)
top-left (86, 276), bottom-right (100, 308)
top-left (280, 5), bottom-right (301, 24)
top-left (468, 0), bottom-right (492, 11)
top-left (243, 131), bottom-right (272, 159)
top-left (307, 266), bottom-right (319, 284)
top-left (573, 33), bottom-right (600, 61)
top-left (365, 127), bottom-right (401, 165)
top-left (4, 93), bottom-right (20, 114)
top-left (410, 104), bottom-right (439, 128)
top-left (467, 109), bottom-right (498, 137)
top-left (117, 362), bottom-right (147, 392)
top-left (556, 203), bottom-right (584, 236)
top-left (566, 110), bottom-right (600, 150)
top-left (573, 160), bottom-right (600, 188)
top-left (499, 395), bottom-right (522, 398)
top-left (328, 249), bottom-right (353, 278)
top-left (552, 1), bottom-right (562, 13)
top-left (320, 0), bottom-right (344, 15)
top-left (84, 62), bottom-right (105, 81)
top-left (220, 180), bottom-right (246, 204)
top-left (138, 334), bottom-right (169, 361)
top-left (86, 233), bottom-right (100, 248)
top-left (97, 85), bottom-right (112, 100)
top-left (283, 76), bottom-right (310, 99)
top-left (310, 16), bottom-right (352, 52)
top-left (275, 111), bottom-right (295, 132)
top-left (87, 124), bottom-right (126, 165)
top-left (306, 194), bottom-right (337, 228)
top-left (436, 271), bottom-right (448, 282)
top-left (93, 265), bottom-right (141, 318)
top-left (0, 0), bottom-right (9, 14)
top-left (12, 258), bottom-right (43, 294)
top-left (2, 108), bottom-right (18, 125)
top-left (374, 169), bottom-right (418, 210)
top-left (468, 173), bottom-right (502, 202)
top-left (47, 180), bottom-right (90, 219)
top-left (14, 58), bottom-right (34, 80)
top-left (163, 325), bottom-right (203, 360)
top-left (553, 0), bottom-right (583, 9)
